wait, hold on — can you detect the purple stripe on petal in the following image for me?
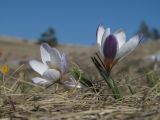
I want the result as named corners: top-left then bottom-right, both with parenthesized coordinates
top-left (103, 34), bottom-right (118, 59)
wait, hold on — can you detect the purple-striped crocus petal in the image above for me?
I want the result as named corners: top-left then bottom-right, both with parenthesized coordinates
top-left (103, 34), bottom-right (118, 59)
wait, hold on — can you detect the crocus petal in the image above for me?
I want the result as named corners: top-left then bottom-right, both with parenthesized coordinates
top-left (97, 25), bottom-right (105, 52)
top-left (29, 60), bottom-right (48, 75)
top-left (144, 54), bottom-right (160, 62)
top-left (101, 27), bottom-right (111, 56)
top-left (42, 69), bottom-right (60, 82)
top-left (150, 55), bottom-right (157, 61)
top-left (103, 34), bottom-right (118, 59)
top-left (42, 44), bottom-right (62, 71)
top-left (114, 29), bottom-right (126, 49)
top-left (63, 81), bottom-right (82, 88)
top-left (49, 48), bottom-right (62, 70)
top-left (63, 77), bottom-right (81, 88)
top-left (40, 43), bottom-right (51, 65)
top-left (61, 53), bottom-right (68, 74)
top-left (152, 55), bottom-right (160, 61)
top-left (32, 77), bottom-right (51, 86)
top-left (115, 34), bottom-right (141, 60)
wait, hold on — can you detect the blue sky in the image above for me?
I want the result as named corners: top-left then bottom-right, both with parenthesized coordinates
top-left (0, 0), bottom-right (160, 45)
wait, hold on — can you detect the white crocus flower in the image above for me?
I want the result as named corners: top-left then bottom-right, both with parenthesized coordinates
top-left (29, 43), bottom-right (81, 88)
top-left (144, 54), bottom-right (160, 62)
top-left (97, 24), bottom-right (142, 71)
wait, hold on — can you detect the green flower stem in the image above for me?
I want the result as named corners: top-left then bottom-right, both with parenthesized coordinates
top-left (91, 55), bottom-right (122, 100)
top-left (107, 75), bottom-right (122, 99)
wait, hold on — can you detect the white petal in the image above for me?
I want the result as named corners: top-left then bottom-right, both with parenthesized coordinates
top-left (42, 69), bottom-right (60, 82)
top-left (32, 77), bottom-right (51, 86)
top-left (115, 34), bottom-right (141, 60)
top-left (152, 55), bottom-right (160, 61)
top-left (64, 81), bottom-right (82, 88)
top-left (29, 60), bottom-right (48, 75)
top-left (97, 25), bottom-right (105, 48)
top-left (42, 44), bottom-right (62, 70)
top-left (63, 76), bottom-right (81, 88)
top-left (61, 53), bottom-right (68, 74)
top-left (49, 49), bottom-right (62, 70)
top-left (144, 55), bottom-right (160, 62)
top-left (40, 43), bottom-right (51, 64)
top-left (114, 29), bottom-right (126, 49)
top-left (101, 27), bottom-right (110, 56)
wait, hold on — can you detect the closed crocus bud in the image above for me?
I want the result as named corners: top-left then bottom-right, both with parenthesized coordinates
top-left (97, 24), bottom-right (142, 71)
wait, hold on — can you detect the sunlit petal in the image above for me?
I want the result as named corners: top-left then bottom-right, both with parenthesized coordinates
top-left (114, 29), bottom-right (126, 49)
top-left (63, 77), bottom-right (82, 88)
top-left (41, 43), bottom-right (63, 71)
top-left (101, 27), bottom-right (111, 56)
top-left (32, 77), bottom-right (51, 86)
top-left (49, 51), bottom-right (62, 70)
top-left (144, 54), bottom-right (160, 62)
top-left (97, 25), bottom-right (105, 51)
top-left (116, 34), bottom-right (141, 60)
top-left (40, 43), bottom-right (51, 64)
top-left (61, 53), bottom-right (68, 74)
top-left (42, 69), bottom-right (60, 82)
top-left (29, 60), bottom-right (48, 75)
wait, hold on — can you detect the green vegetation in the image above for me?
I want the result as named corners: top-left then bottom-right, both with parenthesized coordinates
top-left (91, 53), bottom-right (122, 99)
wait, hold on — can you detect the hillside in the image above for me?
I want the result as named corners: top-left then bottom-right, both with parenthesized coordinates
top-left (1, 36), bottom-right (160, 119)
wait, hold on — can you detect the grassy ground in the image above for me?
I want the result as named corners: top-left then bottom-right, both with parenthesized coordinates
top-left (0, 37), bottom-right (160, 120)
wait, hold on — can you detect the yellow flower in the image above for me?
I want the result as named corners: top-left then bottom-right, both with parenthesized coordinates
top-left (0, 65), bottom-right (10, 75)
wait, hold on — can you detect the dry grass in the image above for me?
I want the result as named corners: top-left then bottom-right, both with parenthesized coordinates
top-left (0, 37), bottom-right (160, 120)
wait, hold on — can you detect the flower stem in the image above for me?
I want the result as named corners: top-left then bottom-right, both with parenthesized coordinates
top-left (107, 75), bottom-right (122, 99)
top-left (91, 55), bottom-right (122, 100)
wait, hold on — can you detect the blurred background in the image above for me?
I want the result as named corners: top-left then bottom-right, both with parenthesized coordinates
top-left (0, 0), bottom-right (160, 45)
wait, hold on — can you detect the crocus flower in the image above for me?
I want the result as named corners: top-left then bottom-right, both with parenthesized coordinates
top-left (29, 43), bottom-right (81, 88)
top-left (144, 54), bottom-right (160, 62)
top-left (97, 25), bottom-right (142, 71)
